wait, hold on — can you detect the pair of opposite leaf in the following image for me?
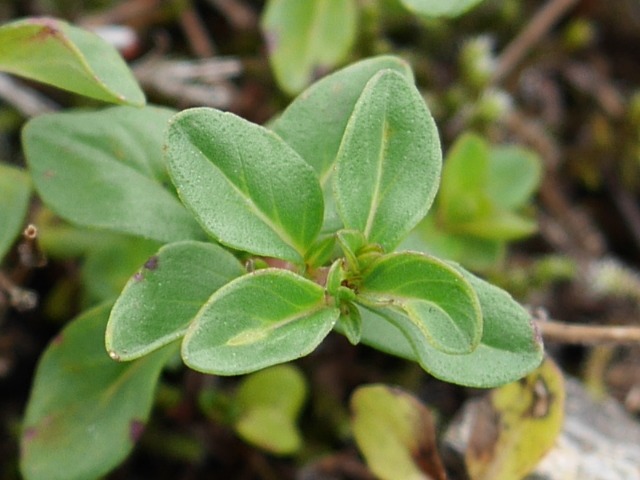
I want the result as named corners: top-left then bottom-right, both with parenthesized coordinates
top-left (106, 68), bottom-right (485, 376)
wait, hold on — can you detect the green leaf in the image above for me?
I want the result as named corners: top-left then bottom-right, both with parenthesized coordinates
top-left (359, 252), bottom-right (482, 354)
top-left (20, 303), bottom-right (176, 480)
top-left (82, 235), bottom-right (161, 304)
top-left (167, 108), bottom-right (324, 264)
top-left (351, 385), bottom-right (447, 480)
top-left (336, 229), bottom-right (367, 269)
top-left (437, 133), bottom-right (540, 241)
top-left (304, 235), bottom-right (336, 268)
top-left (234, 365), bottom-right (307, 455)
top-left (400, 0), bottom-right (486, 18)
top-left (0, 17), bottom-right (144, 106)
top-left (261, 0), bottom-right (358, 95)
top-left (107, 241), bottom-right (244, 360)
top-left (487, 146), bottom-right (542, 210)
top-left (401, 216), bottom-right (505, 271)
top-left (337, 301), bottom-right (362, 345)
top-left (23, 106), bottom-right (203, 243)
top-left (358, 265), bottom-right (544, 387)
top-left (273, 56), bottom-right (413, 180)
top-left (36, 211), bottom-right (128, 259)
top-left (182, 269), bottom-right (340, 375)
top-left (0, 164), bottom-right (31, 261)
top-left (450, 209), bottom-right (538, 241)
top-left (438, 132), bottom-right (489, 225)
top-left (272, 55), bottom-right (413, 233)
top-left (333, 69), bottom-right (441, 251)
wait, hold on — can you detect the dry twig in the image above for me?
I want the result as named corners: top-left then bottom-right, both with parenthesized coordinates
top-left (180, 1), bottom-right (216, 58)
top-left (206, 0), bottom-right (257, 30)
top-left (492, 0), bottom-right (580, 84)
top-left (539, 319), bottom-right (640, 345)
top-left (133, 56), bottom-right (241, 108)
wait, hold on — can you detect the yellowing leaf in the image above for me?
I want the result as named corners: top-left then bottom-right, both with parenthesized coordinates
top-left (351, 385), bottom-right (447, 480)
top-left (234, 365), bottom-right (307, 455)
top-left (465, 357), bottom-right (565, 480)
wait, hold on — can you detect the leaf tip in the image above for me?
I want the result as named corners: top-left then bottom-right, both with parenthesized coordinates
top-left (29, 17), bottom-right (65, 40)
top-left (530, 315), bottom-right (544, 350)
top-left (108, 350), bottom-right (121, 361)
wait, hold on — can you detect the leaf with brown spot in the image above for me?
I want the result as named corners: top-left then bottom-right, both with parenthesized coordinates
top-left (465, 356), bottom-right (565, 480)
top-left (351, 384), bottom-right (447, 480)
top-left (0, 17), bottom-right (144, 105)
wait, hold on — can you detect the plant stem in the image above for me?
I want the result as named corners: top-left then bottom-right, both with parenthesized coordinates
top-left (538, 319), bottom-right (640, 345)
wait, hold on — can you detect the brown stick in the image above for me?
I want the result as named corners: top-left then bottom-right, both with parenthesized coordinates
top-left (539, 320), bottom-right (640, 345)
top-left (179, 1), bottom-right (216, 58)
top-left (492, 0), bottom-right (580, 84)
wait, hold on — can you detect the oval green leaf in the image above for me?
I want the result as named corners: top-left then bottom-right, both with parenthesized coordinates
top-left (261, 0), bottom-right (358, 95)
top-left (400, 0), bottom-right (486, 18)
top-left (272, 56), bottom-right (413, 181)
top-left (437, 133), bottom-right (540, 241)
top-left (0, 164), bottom-right (31, 261)
top-left (401, 215), bottom-right (505, 271)
top-left (167, 108), bottom-right (324, 264)
top-left (272, 55), bottom-right (413, 233)
top-left (359, 252), bottom-right (481, 354)
top-left (487, 145), bottom-right (542, 210)
top-left (333, 70), bottom-right (442, 251)
top-left (0, 17), bottom-right (144, 106)
top-left (182, 269), bottom-right (340, 375)
top-left (20, 303), bottom-right (176, 480)
top-left (438, 132), bottom-right (489, 225)
top-left (82, 235), bottom-right (161, 304)
top-left (23, 106), bottom-right (203, 243)
top-left (107, 241), bottom-right (245, 360)
top-left (234, 365), bottom-right (307, 455)
top-left (357, 265), bottom-right (544, 387)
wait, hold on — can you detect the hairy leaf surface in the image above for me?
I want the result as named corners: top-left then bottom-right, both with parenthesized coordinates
top-left (167, 108), bottom-right (324, 264)
top-left (107, 241), bottom-right (244, 360)
top-left (334, 70), bottom-right (441, 251)
top-left (359, 252), bottom-right (481, 354)
top-left (23, 106), bottom-right (203, 243)
top-left (182, 269), bottom-right (339, 375)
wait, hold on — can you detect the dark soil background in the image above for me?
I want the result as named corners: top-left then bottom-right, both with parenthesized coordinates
top-left (2, 0), bottom-right (640, 479)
